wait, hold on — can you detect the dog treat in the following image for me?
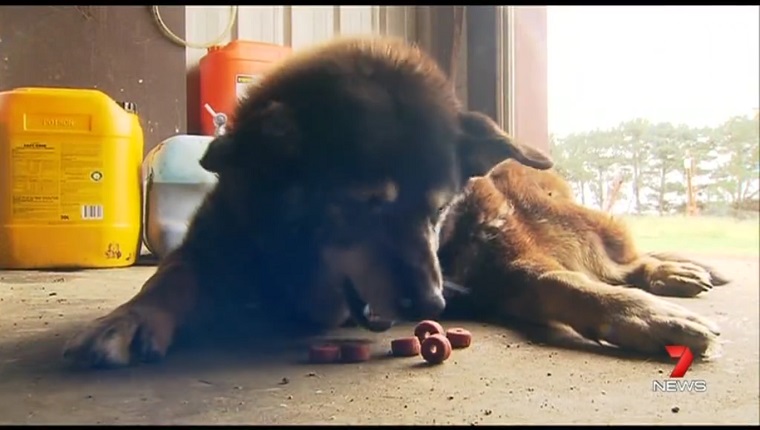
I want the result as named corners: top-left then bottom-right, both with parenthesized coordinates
top-left (421, 334), bottom-right (452, 365)
top-left (309, 344), bottom-right (341, 364)
top-left (391, 336), bottom-right (422, 357)
top-left (446, 328), bottom-right (472, 349)
top-left (414, 320), bottom-right (445, 342)
top-left (340, 341), bottom-right (372, 363)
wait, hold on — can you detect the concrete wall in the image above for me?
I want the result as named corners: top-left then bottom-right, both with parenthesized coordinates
top-left (0, 6), bottom-right (187, 154)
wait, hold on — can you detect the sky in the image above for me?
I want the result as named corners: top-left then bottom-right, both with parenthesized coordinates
top-left (547, 6), bottom-right (760, 138)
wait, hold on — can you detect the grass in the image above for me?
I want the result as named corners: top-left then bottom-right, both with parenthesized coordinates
top-left (620, 214), bottom-right (760, 257)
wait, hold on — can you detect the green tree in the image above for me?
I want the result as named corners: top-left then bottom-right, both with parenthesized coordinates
top-left (550, 114), bottom-right (757, 217)
top-left (634, 121), bottom-right (727, 215)
top-left (615, 118), bottom-right (654, 214)
top-left (641, 122), bottom-right (687, 215)
top-left (684, 126), bottom-right (721, 206)
top-left (551, 132), bottom-right (595, 205)
top-left (584, 128), bottom-right (623, 209)
top-left (709, 115), bottom-right (760, 206)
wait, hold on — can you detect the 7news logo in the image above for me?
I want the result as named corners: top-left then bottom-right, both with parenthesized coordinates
top-left (652, 345), bottom-right (707, 393)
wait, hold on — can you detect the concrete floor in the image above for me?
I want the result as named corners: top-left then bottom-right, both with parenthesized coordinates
top-left (0, 254), bottom-right (758, 425)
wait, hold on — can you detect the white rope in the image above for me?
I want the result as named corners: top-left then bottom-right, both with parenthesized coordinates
top-left (151, 6), bottom-right (238, 50)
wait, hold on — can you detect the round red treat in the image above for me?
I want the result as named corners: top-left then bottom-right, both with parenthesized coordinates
top-left (309, 344), bottom-right (341, 364)
top-left (340, 342), bottom-right (372, 363)
top-left (391, 337), bottom-right (422, 357)
top-left (421, 333), bottom-right (452, 365)
top-left (414, 320), bottom-right (445, 342)
top-left (446, 328), bottom-right (472, 349)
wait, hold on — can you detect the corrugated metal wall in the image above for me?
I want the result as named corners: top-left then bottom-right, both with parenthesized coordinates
top-left (184, 6), bottom-right (417, 69)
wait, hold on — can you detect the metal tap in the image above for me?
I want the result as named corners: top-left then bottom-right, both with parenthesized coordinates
top-left (204, 103), bottom-right (228, 137)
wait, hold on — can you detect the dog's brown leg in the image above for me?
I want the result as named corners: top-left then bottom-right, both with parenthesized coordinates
top-left (502, 269), bottom-right (721, 356)
top-left (620, 252), bottom-right (731, 298)
top-left (575, 207), bottom-right (731, 298)
top-left (62, 250), bottom-right (200, 368)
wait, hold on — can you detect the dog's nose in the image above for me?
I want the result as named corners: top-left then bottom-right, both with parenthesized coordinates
top-left (399, 291), bottom-right (446, 320)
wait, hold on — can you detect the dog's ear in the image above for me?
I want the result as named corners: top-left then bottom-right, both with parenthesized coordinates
top-left (457, 110), bottom-right (553, 179)
top-left (199, 101), bottom-right (299, 174)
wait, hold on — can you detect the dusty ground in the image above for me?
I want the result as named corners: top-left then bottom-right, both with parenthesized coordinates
top-left (0, 254), bottom-right (757, 425)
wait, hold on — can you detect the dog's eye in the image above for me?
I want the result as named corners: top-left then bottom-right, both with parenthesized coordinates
top-left (430, 203), bottom-right (448, 226)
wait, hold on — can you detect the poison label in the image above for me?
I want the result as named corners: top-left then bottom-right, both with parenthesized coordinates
top-left (235, 74), bottom-right (263, 102)
top-left (11, 141), bottom-right (104, 223)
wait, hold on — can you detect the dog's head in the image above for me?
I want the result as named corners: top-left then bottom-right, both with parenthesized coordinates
top-left (199, 98), bottom-right (552, 332)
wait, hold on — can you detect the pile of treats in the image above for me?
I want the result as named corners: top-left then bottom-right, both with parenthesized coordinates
top-left (308, 320), bottom-right (472, 365)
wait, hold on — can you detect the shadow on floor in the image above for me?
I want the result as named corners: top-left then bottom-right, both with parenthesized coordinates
top-left (0, 308), bottom-right (678, 389)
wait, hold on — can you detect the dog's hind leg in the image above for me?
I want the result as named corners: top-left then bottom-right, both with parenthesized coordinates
top-left (619, 252), bottom-right (731, 298)
top-left (499, 269), bottom-right (721, 356)
top-left (63, 250), bottom-right (201, 368)
top-left (644, 252), bottom-right (731, 286)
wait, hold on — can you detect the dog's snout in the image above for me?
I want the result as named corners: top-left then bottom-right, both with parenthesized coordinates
top-left (398, 237), bottom-right (446, 320)
top-left (399, 290), bottom-right (446, 320)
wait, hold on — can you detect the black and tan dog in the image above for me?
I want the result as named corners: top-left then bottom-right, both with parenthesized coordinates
top-left (62, 36), bottom-right (552, 367)
top-left (63, 36), bottom-right (726, 368)
top-left (437, 159), bottom-right (728, 356)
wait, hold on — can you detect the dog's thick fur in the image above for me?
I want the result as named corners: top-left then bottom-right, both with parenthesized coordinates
top-left (437, 159), bottom-right (729, 356)
top-left (62, 36), bottom-right (552, 367)
top-left (63, 36), bottom-right (728, 368)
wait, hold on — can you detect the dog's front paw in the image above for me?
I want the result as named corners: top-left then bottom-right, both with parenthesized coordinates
top-left (602, 290), bottom-right (720, 356)
top-left (648, 261), bottom-right (715, 297)
top-left (63, 306), bottom-right (175, 368)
